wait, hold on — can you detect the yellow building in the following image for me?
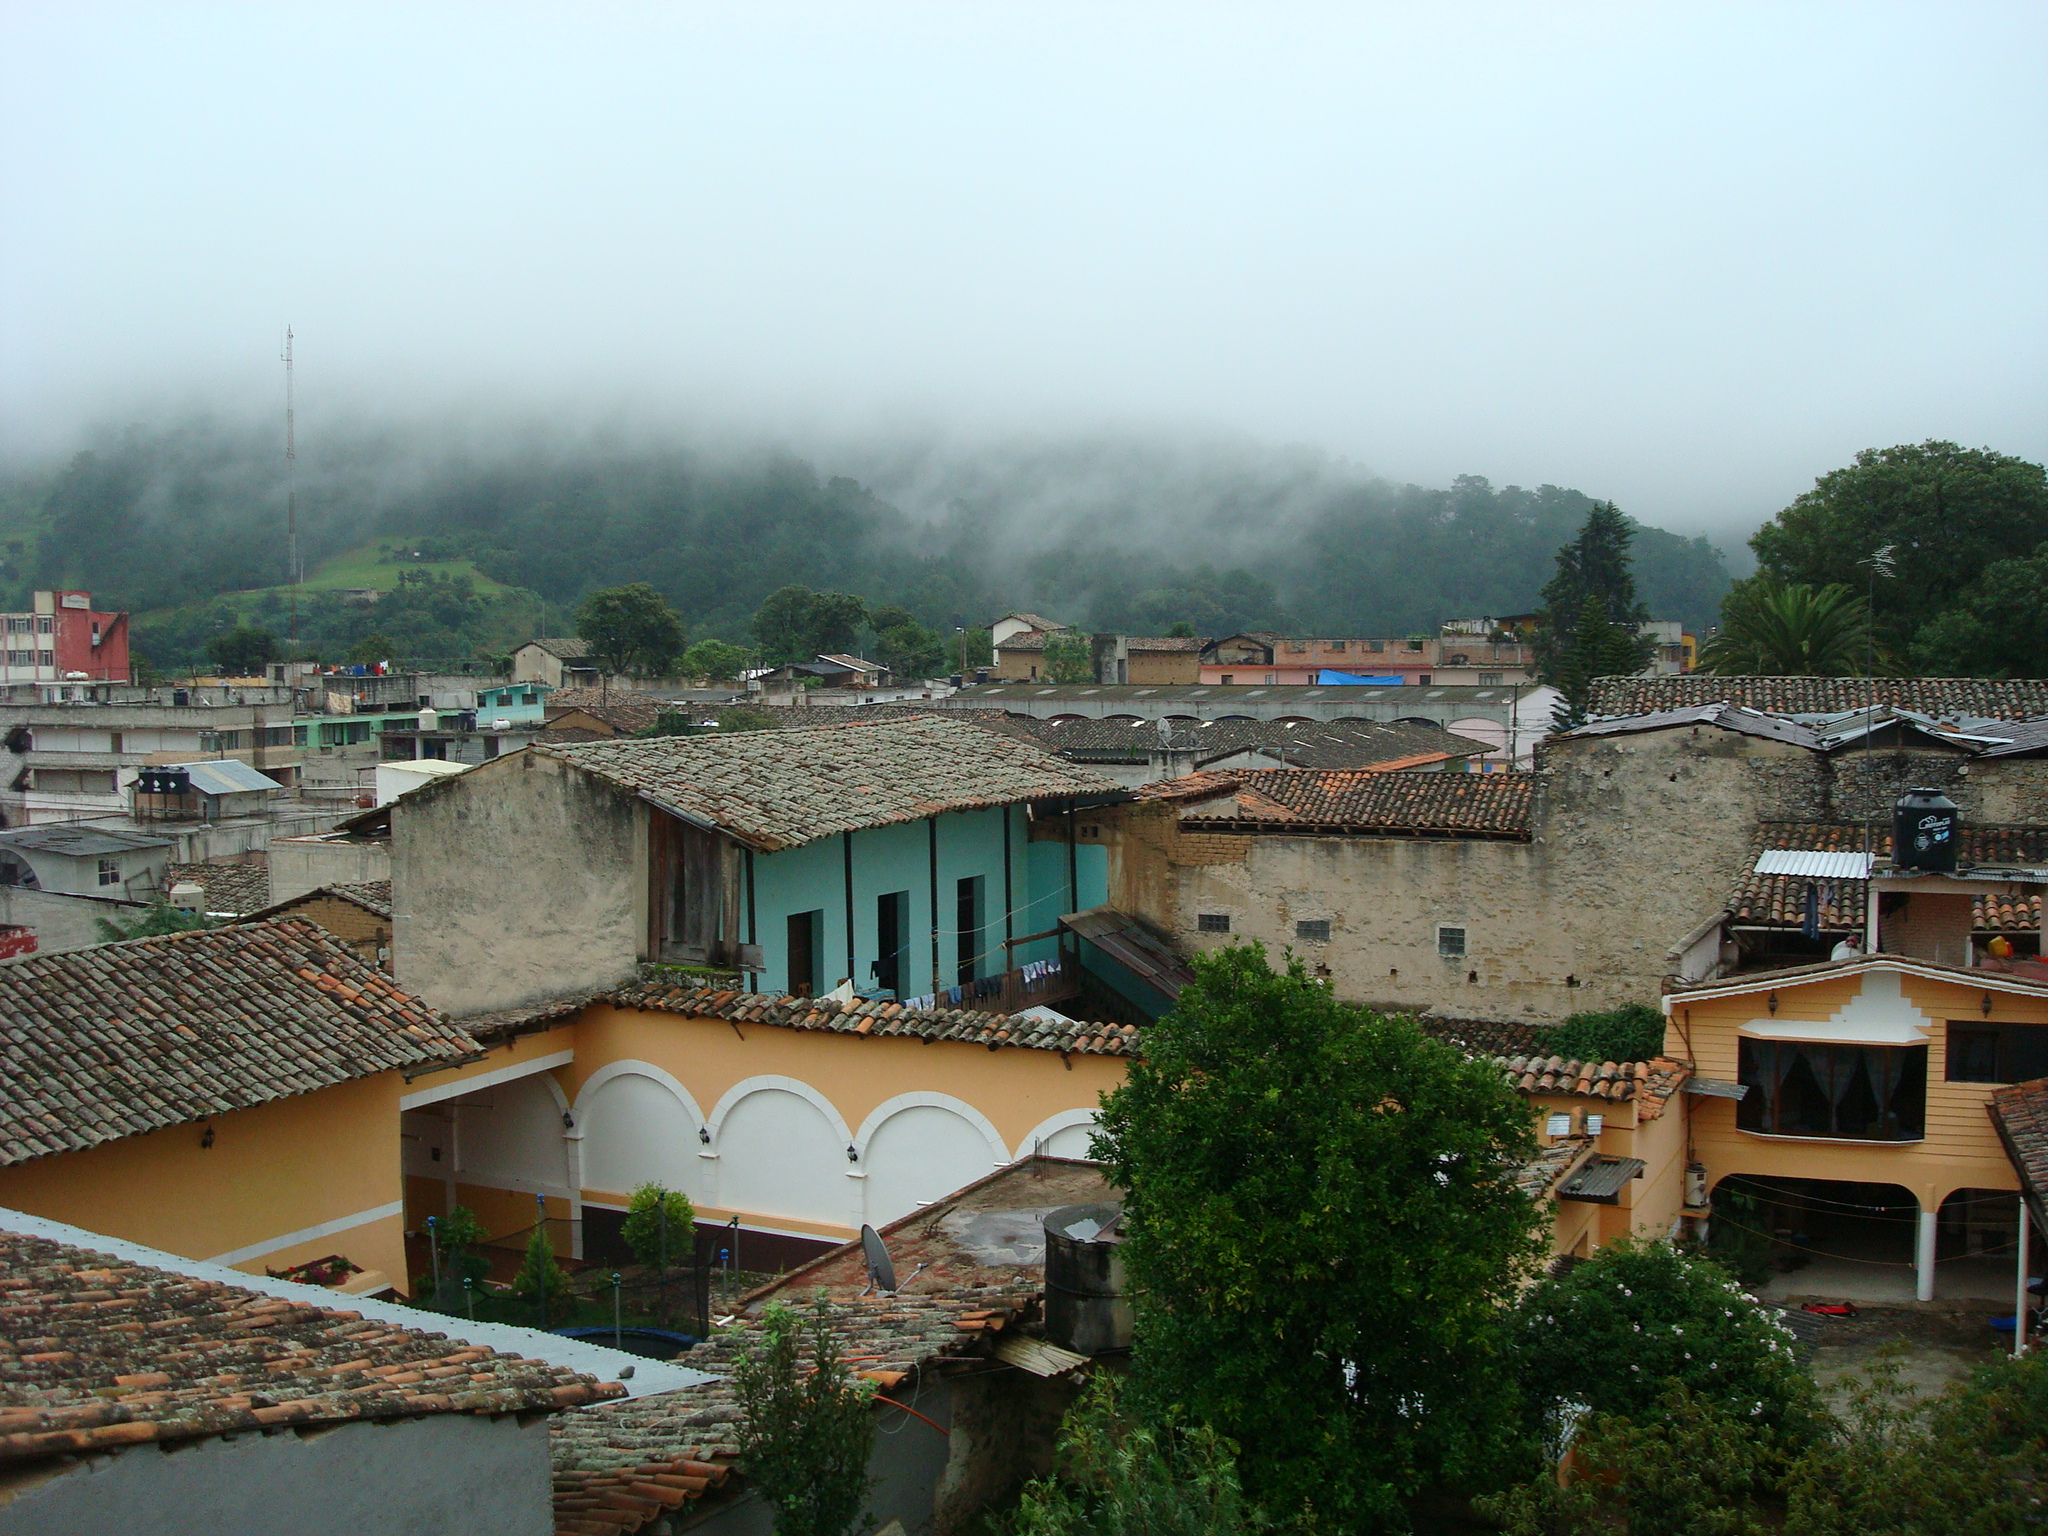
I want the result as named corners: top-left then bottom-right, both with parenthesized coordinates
top-left (1664, 955), bottom-right (2048, 1304)
top-left (0, 918), bottom-right (485, 1291)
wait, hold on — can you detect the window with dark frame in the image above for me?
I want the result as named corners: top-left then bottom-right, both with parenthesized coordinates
top-left (1197, 913), bottom-right (1230, 933)
top-left (1438, 926), bottom-right (1467, 957)
top-left (875, 890), bottom-right (909, 996)
top-left (1295, 919), bottom-right (1330, 942)
top-left (96, 858), bottom-right (119, 887)
top-left (786, 910), bottom-right (823, 997)
top-left (1737, 1038), bottom-right (1927, 1140)
top-left (1946, 1021), bottom-right (2048, 1084)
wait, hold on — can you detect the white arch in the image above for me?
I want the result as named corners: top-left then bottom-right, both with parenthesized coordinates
top-left (706, 1074), bottom-right (855, 1148)
top-left (853, 1091), bottom-right (1009, 1165)
top-left (1014, 1108), bottom-right (1102, 1163)
top-left (573, 1061), bottom-right (710, 1208)
top-left (572, 1059), bottom-right (708, 1128)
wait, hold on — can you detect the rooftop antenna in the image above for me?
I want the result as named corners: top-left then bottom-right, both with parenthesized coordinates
top-left (282, 327), bottom-right (300, 660)
top-left (1857, 541), bottom-right (1897, 882)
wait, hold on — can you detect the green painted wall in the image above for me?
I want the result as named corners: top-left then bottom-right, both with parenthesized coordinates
top-left (748, 806), bottom-right (1106, 1000)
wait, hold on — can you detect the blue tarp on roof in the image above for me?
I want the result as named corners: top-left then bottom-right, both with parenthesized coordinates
top-left (1319, 670), bottom-right (1407, 685)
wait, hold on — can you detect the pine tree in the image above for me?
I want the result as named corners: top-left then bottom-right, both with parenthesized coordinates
top-left (1534, 503), bottom-right (1655, 728)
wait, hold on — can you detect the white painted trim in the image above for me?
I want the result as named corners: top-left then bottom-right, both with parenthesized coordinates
top-left (400, 1048), bottom-right (573, 1111)
top-left (1013, 1107), bottom-right (1102, 1163)
top-left (207, 1200), bottom-right (404, 1267)
top-left (705, 1074), bottom-right (854, 1146)
top-left (853, 1091), bottom-right (1010, 1166)
top-left (571, 1059), bottom-right (708, 1129)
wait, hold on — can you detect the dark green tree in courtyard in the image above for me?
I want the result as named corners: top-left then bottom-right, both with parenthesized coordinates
top-left (1093, 945), bottom-right (1545, 1532)
top-left (576, 582), bottom-right (686, 675)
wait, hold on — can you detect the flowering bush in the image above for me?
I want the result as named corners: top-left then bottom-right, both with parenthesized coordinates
top-left (1511, 1236), bottom-right (1815, 1436)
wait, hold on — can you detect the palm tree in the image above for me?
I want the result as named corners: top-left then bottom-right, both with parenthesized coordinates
top-left (1695, 580), bottom-right (1875, 676)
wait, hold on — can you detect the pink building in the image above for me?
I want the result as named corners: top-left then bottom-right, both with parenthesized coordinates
top-left (1199, 632), bottom-right (1536, 687)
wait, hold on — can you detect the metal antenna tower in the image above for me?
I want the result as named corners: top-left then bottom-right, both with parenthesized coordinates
top-left (283, 326), bottom-right (299, 655)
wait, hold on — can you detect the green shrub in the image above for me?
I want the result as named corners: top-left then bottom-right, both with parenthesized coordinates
top-left (621, 1182), bottom-right (696, 1269)
top-left (1511, 1237), bottom-right (1815, 1438)
top-left (733, 1298), bottom-right (876, 1536)
top-left (1542, 1003), bottom-right (1666, 1064)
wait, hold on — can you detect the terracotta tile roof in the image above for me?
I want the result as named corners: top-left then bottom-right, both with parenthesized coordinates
top-left (1417, 1015), bottom-right (1555, 1058)
top-left (1128, 770), bottom-right (1248, 803)
top-left (523, 637), bottom-right (594, 661)
top-left (1015, 716), bottom-right (1491, 768)
top-left (1126, 636), bottom-right (1205, 652)
top-left (1991, 1079), bottom-right (2048, 1224)
top-left (454, 988), bottom-right (615, 1045)
top-left (541, 715), bottom-right (1123, 852)
top-left (1518, 1136), bottom-right (1595, 1200)
top-left (753, 1156), bottom-right (1119, 1300)
top-left (1487, 1055), bottom-right (1691, 1116)
top-left (1588, 675), bottom-right (2048, 721)
top-left (550, 1288), bottom-right (1028, 1535)
top-left (996, 613), bottom-right (1069, 634)
top-left (1174, 768), bottom-right (1534, 838)
top-left (996, 633), bottom-right (1050, 651)
top-left (162, 861), bottom-right (270, 916)
top-left (0, 918), bottom-right (478, 1167)
top-left (543, 690), bottom-right (671, 735)
top-left (0, 1228), bottom-right (618, 1467)
top-left (606, 980), bottom-right (1141, 1056)
top-left (1727, 823), bottom-right (2048, 932)
top-left (249, 880), bottom-right (394, 923)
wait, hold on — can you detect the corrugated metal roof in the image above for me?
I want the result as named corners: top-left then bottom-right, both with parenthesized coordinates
top-left (1753, 849), bottom-right (1873, 879)
top-left (0, 825), bottom-right (170, 856)
top-left (1557, 1156), bottom-right (1646, 1204)
top-left (171, 759), bottom-right (283, 796)
top-left (1059, 905), bottom-right (1198, 997)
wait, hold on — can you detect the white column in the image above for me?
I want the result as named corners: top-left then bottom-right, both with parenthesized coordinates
top-left (1916, 1204), bottom-right (1938, 1302)
top-left (2018, 1199), bottom-right (2032, 1357)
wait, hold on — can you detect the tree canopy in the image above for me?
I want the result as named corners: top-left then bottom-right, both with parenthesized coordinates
top-left (1094, 944), bottom-right (1545, 1530)
top-left (1910, 542), bottom-right (2048, 678)
top-left (1748, 441), bottom-right (2048, 658)
top-left (206, 624), bottom-right (278, 677)
top-left (575, 582), bottom-right (686, 675)
top-left (751, 585), bottom-right (868, 665)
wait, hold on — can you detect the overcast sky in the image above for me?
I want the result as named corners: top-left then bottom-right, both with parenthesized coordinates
top-left (2, 2), bottom-right (2041, 537)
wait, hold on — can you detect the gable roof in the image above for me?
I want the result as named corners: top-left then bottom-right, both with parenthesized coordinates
top-left (542, 689), bottom-right (669, 735)
top-left (520, 636), bottom-right (594, 661)
top-left (1126, 636), bottom-right (1204, 653)
top-left (994, 612), bottom-right (1068, 633)
top-left (1168, 768), bottom-right (1535, 839)
top-left (1990, 1078), bottom-right (2048, 1230)
top-left (0, 1225), bottom-right (618, 1467)
top-left (1011, 716), bottom-right (1492, 768)
top-left (0, 918), bottom-right (477, 1167)
top-left (540, 715), bottom-right (1123, 852)
top-left (249, 880), bottom-right (394, 923)
top-left (1588, 675), bottom-right (2048, 721)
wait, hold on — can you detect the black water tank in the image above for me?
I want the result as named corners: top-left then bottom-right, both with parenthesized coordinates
top-left (1043, 1203), bottom-right (1131, 1355)
top-left (1892, 787), bottom-right (1959, 872)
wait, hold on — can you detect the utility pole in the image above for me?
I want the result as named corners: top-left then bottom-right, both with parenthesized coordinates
top-left (283, 327), bottom-right (300, 660)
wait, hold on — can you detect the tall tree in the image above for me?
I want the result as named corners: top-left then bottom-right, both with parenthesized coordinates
top-left (750, 585), bottom-right (869, 665)
top-left (576, 582), bottom-right (686, 675)
top-left (1750, 441), bottom-right (2048, 655)
top-left (1696, 579), bottom-right (1875, 677)
top-left (867, 603), bottom-right (945, 678)
top-left (1042, 633), bottom-right (1094, 683)
top-left (1534, 503), bottom-right (1655, 729)
top-left (1094, 945), bottom-right (1544, 1531)
top-left (206, 625), bottom-right (278, 677)
top-left (1910, 543), bottom-right (2048, 678)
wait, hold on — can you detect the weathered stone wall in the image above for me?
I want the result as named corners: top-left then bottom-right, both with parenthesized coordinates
top-left (394, 751), bottom-right (646, 1015)
top-left (1099, 726), bottom-right (2048, 1023)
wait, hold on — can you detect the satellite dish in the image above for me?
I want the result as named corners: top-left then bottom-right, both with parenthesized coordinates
top-left (859, 1224), bottom-right (898, 1294)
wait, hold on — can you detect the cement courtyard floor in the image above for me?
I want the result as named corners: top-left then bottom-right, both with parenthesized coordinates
top-left (1758, 1252), bottom-right (2023, 1307)
top-left (1792, 1305), bottom-right (2017, 1412)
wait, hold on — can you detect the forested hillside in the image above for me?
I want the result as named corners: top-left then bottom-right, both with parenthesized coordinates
top-left (0, 421), bottom-right (1734, 666)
